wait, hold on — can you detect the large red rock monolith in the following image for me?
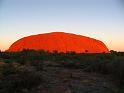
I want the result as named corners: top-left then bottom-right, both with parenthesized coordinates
top-left (6, 32), bottom-right (109, 53)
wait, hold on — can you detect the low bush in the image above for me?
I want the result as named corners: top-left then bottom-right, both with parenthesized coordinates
top-left (0, 62), bottom-right (43, 93)
top-left (0, 50), bottom-right (124, 91)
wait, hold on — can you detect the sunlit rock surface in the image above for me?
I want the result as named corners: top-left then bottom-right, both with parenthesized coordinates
top-left (6, 32), bottom-right (109, 53)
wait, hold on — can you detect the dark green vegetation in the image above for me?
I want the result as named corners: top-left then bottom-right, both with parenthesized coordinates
top-left (0, 50), bottom-right (124, 93)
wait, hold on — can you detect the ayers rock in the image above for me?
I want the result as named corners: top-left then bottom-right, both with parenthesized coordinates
top-left (6, 32), bottom-right (109, 53)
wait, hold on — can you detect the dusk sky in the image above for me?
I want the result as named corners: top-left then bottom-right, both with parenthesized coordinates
top-left (0, 0), bottom-right (124, 51)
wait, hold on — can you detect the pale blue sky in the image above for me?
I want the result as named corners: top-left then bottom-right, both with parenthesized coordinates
top-left (0, 0), bottom-right (124, 51)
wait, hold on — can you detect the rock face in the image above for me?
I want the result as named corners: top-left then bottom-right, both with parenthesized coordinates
top-left (6, 32), bottom-right (109, 53)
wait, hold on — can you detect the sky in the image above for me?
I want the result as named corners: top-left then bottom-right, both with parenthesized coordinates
top-left (0, 0), bottom-right (124, 51)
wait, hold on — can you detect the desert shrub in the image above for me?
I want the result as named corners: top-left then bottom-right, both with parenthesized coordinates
top-left (1, 50), bottom-right (124, 90)
top-left (0, 62), bottom-right (20, 76)
top-left (0, 62), bottom-right (43, 93)
top-left (110, 56), bottom-right (124, 88)
top-left (118, 88), bottom-right (124, 93)
top-left (29, 60), bottom-right (43, 71)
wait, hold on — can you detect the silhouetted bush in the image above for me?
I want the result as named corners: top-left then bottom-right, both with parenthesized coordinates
top-left (110, 56), bottom-right (124, 88)
top-left (0, 61), bottom-right (43, 93)
top-left (0, 50), bottom-right (124, 91)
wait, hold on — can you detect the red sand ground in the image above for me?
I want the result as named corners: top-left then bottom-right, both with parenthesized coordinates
top-left (6, 32), bottom-right (109, 53)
